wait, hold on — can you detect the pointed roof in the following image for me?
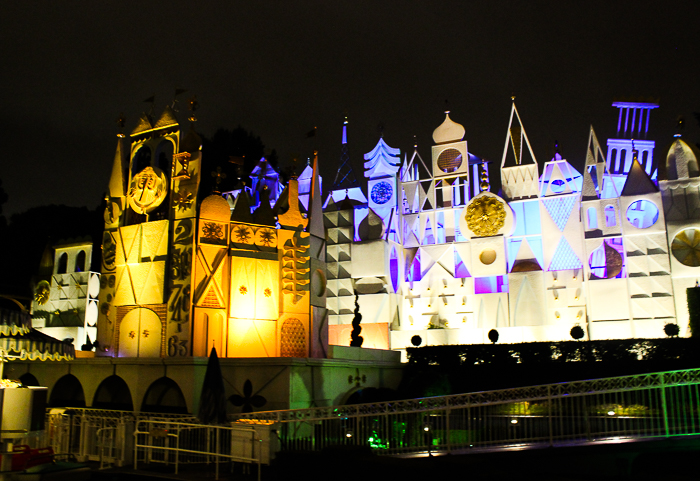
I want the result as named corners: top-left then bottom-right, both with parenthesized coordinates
top-left (181, 127), bottom-right (202, 154)
top-left (153, 105), bottom-right (179, 130)
top-left (364, 137), bottom-right (401, 179)
top-left (252, 188), bottom-right (276, 226)
top-left (332, 118), bottom-right (361, 190)
top-left (278, 178), bottom-right (308, 230)
top-left (130, 112), bottom-right (153, 136)
top-left (230, 191), bottom-right (254, 224)
top-left (583, 126), bottom-right (617, 199)
top-left (501, 102), bottom-right (537, 168)
top-left (664, 137), bottom-right (700, 181)
top-left (306, 153), bottom-right (325, 238)
top-left (621, 157), bottom-right (659, 196)
top-left (108, 136), bottom-right (129, 198)
top-left (432, 112), bottom-right (465, 144)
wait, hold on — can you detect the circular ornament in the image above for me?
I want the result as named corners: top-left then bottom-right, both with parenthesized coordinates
top-left (127, 166), bottom-right (168, 214)
top-left (465, 196), bottom-right (506, 237)
top-left (672, 228), bottom-right (700, 267)
top-left (371, 181), bottom-right (393, 205)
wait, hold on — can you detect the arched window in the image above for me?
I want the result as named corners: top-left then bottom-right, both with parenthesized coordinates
top-left (610, 149), bottom-right (618, 170)
top-left (605, 205), bottom-right (616, 227)
top-left (93, 375), bottom-right (133, 411)
top-left (141, 377), bottom-right (188, 414)
top-left (587, 207), bottom-right (598, 229)
top-left (49, 374), bottom-right (85, 408)
top-left (618, 149), bottom-right (627, 173)
top-left (75, 250), bottom-right (86, 272)
top-left (131, 147), bottom-right (151, 176)
top-left (19, 373), bottom-right (39, 387)
top-left (57, 253), bottom-right (68, 274)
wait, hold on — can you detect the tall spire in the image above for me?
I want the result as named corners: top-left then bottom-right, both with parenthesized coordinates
top-left (332, 115), bottom-right (360, 190)
top-left (307, 151), bottom-right (325, 238)
top-left (501, 100), bottom-right (537, 168)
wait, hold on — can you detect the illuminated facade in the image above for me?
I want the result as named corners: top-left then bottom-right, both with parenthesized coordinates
top-left (326, 101), bottom-right (700, 358)
top-left (94, 107), bottom-right (327, 359)
top-left (73, 99), bottom-right (700, 361)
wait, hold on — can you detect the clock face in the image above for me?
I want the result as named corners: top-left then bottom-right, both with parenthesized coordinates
top-left (127, 166), bottom-right (168, 214)
top-left (371, 181), bottom-right (393, 205)
top-left (465, 196), bottom-right (506, 237)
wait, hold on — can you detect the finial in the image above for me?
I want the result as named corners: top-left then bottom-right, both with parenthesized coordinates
top-left (554, 141), bottom-right (560, 155)
top-left (211, 166), bottom-right (226, 194)
top-left (116, 113), bottom-right (126, 138)
top-left (378, 122), bottom-right (384, 138)
top-left (480, 159), bottom-right (490, 192)
top-left (511, 94), bottom-right (516, 102)
top-left (188, 95), bottom-right (199, 123)
top-left (143, 94), bottom-right (156, 117)
top-left (413, 134), bottom-right (418, 150)
top-left (675, 117), bottom-right (684, 138)
top-left (631, 139), bottom-right (639, 162)
top-left (172, 88), bottom-right (187, 111)
top-left (444, 99), bottom-right (450, 114)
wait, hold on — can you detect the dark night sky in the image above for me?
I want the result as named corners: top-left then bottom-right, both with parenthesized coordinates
top-left (2, 1), bottom-right (699, 219)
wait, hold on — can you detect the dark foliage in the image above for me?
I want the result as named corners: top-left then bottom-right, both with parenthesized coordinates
top-left (400, 338), bottom-right (700, 398)
top-left (350, 292), bottom-right (363, 347)
top-left (687, 286), bottom-right (700, 337)
top-left (664, 323), bottom-right (680, 338)
top-left (570, 325), bottom-right (585, 340)
top-left (488, 329), bottom-right (499, 344)
top-left (200, 127), bottom-right (279, 197)
top-left (0, 204), bottom-right (103, 299)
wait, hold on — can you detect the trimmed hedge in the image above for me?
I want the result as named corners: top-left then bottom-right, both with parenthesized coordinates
top-left (406, 338), bottom-right (700, 367)
top-left (399, 338), bottom-right (700, 398)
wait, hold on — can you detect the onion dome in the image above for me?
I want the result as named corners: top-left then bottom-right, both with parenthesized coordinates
top-left (432, 111), bottom-right (465, 144)
top-left (200, 193), bottom-right (231, 222)
top-left (664, 137), bottom-right (700, 180)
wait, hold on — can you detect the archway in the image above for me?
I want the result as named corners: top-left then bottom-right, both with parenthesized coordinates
top-left (92, 375), bottom-right (133, 411)
top-left (141, 377), bottom-right (188, 414)
top-left (19, 373), bottom-right (39, 386)
top-left (49, 374), bottom-right (85, 408)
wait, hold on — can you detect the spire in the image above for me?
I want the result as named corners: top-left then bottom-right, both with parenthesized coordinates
top-left (621, 156), bottom-right (659, 196)
top-left (307, 151), bottom-right (325, 238)
top-left (582, 126), bottom-right (616, 200)
top-left (501, 100), bottom-right (537, 168)
top-left (332, 116), bottom-right (360, 190)
top-left (108, 134), bottom-right (129, 199)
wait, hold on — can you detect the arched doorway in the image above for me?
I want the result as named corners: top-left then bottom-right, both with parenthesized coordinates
top-left (49, 374), bottom-right (85, 408)
top-left (92, 375), bottom-right (133, 411)
top-left (19, 373), bottom-right (39, 387)
top-left (141, 377), bottom-right (188, 414)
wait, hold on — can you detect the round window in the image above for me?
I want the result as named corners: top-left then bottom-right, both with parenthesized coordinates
top-left (479, 249), bottom-right (497, 265)
top-left (626, 200), bottom-right (659, 229)
top-left (672, 228), bottom-right (700, 267)
top-left (550, 179), bottom-right (566, 193)
top-left (370, 181), bottom-right (393, 204)
top-left (437, 148), bottom-right (463, 173)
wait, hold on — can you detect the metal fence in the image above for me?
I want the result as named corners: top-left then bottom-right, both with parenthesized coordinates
top-left (234, 368), bottom-right (700, 455)
top-left (34, 409), bottom-right (271, 479)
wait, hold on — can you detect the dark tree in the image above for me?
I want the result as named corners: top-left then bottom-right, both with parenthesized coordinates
top-left (350, 292), bottom-right (363, 347)
top-left (570, 325), bottom-right (585, 340)
top-left (664, 323), bottom-right (680, 338)
top-left (488, 329), bottom-right (499, 344)
top-left (200, 127), bottom-right (279, 197)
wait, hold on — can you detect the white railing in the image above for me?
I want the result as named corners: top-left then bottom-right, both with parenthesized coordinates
top-left (133, 419), bottom-right (270, 481)
top-left (234, 368), bottom-right (700, 455)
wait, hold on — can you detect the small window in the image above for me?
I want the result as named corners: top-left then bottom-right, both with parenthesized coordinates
top-left (57, 253), bottom-right (68, 274)
top-left (75, 250), bottom-right (86, 272)
top-left (587, 207), bottom-right (598, 229)
top-left (605, 205), bottom-right (616, 227)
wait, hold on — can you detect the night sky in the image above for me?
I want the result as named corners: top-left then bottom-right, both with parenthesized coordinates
top-left (2, 1), bottom-right (699, 219)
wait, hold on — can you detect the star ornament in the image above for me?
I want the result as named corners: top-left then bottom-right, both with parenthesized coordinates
top-left (466, 196), bottom-right (506, 237)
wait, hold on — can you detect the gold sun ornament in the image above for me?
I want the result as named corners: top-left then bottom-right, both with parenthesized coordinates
top-left (466, 196), bottom-right (506, 237)
top-left (672, 228), bottom-right (700, 267)
top-left (34, 280), bottom-right (50, 305)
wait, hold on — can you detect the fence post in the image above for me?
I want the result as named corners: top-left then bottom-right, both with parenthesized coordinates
top-left (446, 397), bottom-right (451, 454)
top-left (659, 373), bottom-right (670, 437)
top-left (547, 385), bottom-right (553, 447)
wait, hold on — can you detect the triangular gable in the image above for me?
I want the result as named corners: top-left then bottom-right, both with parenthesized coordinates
top-left (621, 158), bottom-right (659, 196)
top-left (454, 248), bottom-right (471, 278)
top-left (501, 102), bottom-right (538, 168)
top-left (548, 237), bottom-right (583, 271)
top-left (401, 149), bottom-right (432, 182)
top-left (542, 196), bottom-right (577, 231)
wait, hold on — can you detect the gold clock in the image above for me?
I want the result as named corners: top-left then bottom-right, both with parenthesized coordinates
top-left (466, 196), bottom-right (506, 237)
top-left (127, 166), bottom-right (168, 214)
